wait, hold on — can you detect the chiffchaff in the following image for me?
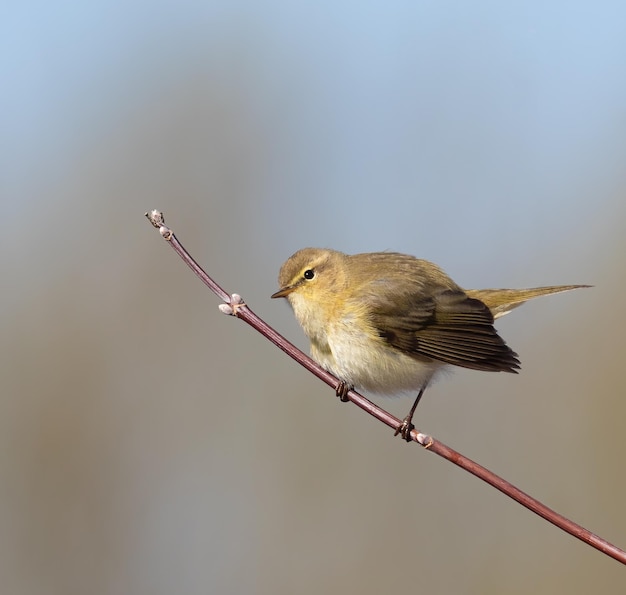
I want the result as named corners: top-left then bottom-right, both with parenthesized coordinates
top-left (271, 248), bottom-right (589, 440)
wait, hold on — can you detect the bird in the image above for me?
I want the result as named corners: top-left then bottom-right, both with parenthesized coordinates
top-left (271, 248), bottom-right (589, 440)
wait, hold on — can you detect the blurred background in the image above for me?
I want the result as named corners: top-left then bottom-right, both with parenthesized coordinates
top-left (2, 1), bottom-right (625, 593)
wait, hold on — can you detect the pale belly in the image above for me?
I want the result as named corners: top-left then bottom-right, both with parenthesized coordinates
top-left (310, 325), bottom-right (444, 396)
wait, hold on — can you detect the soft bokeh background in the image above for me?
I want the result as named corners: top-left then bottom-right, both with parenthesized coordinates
top-left (2, 2), bottom-right (625, 593)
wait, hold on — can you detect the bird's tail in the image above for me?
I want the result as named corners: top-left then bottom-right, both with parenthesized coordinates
top-left (466, 285), bottom-right (591, 319)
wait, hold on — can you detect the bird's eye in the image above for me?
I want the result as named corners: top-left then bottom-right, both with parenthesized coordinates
top-left (303, 269), bottom-right (315, 280)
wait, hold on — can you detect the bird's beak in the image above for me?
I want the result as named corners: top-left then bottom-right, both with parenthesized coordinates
top-left (271, 285), bottom-right (296, 299)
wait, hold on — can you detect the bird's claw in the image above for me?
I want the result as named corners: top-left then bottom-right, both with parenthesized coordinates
top-left (335, 381), bottom-right (352, 402)
top-left (394, 417), bottom-right (415, 442)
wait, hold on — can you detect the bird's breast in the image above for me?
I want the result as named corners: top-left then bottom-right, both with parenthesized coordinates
top-left (289, 293), bottom-right (442, 395)
top-left (319, 316), bottom-right (442, 395)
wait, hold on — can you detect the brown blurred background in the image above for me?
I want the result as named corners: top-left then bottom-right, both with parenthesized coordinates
top-left (2, 3), bottom-right (625, 594)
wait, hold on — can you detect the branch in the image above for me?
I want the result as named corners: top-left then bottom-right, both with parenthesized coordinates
top-left (145, 210), bottom-right (626, 566)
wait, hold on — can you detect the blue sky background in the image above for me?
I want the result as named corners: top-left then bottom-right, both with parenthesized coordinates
top-left (4, 2), bottom-right (625, 247)
top-left (2, 2), bottom-right (626, 593)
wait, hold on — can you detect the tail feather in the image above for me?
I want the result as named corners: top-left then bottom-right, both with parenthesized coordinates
top-left (466, 285), bottom-right (591, 319)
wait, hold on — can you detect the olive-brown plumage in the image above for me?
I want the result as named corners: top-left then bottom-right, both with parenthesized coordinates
top-left (272, 247), bottom-right (588, 438)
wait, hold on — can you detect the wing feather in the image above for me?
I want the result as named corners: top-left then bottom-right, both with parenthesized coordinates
top-left (369, 288), bottom-right (520, 373)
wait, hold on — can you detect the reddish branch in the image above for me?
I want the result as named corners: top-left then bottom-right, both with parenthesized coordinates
top-left (145, 210), bottom-right (626, 566)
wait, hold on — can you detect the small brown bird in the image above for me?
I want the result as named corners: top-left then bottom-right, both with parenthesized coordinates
top-left (272, 248), bottom-right (589, 439)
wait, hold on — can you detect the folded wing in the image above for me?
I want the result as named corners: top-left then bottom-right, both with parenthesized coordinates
top-left (370, 288), bottom-right (520, 373)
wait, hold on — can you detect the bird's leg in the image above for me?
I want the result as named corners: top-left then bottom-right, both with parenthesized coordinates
top-left (395, 386), bottom-right (426, 441)
top-left (335, 381), bottom-right (352, 402)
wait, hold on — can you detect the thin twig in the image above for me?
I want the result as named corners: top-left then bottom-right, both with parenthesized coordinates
top-left (145, 209), bottom-right (626, 566)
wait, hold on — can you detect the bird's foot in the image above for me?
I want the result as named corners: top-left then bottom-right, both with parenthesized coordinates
top-left (335, 381), bottom-right (352, 402)
top-left (394, 416), bottom-right (415, 442)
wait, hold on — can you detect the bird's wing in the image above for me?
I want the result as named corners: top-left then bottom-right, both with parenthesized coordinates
top-left (368, 288), bottom-right (520, 373)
